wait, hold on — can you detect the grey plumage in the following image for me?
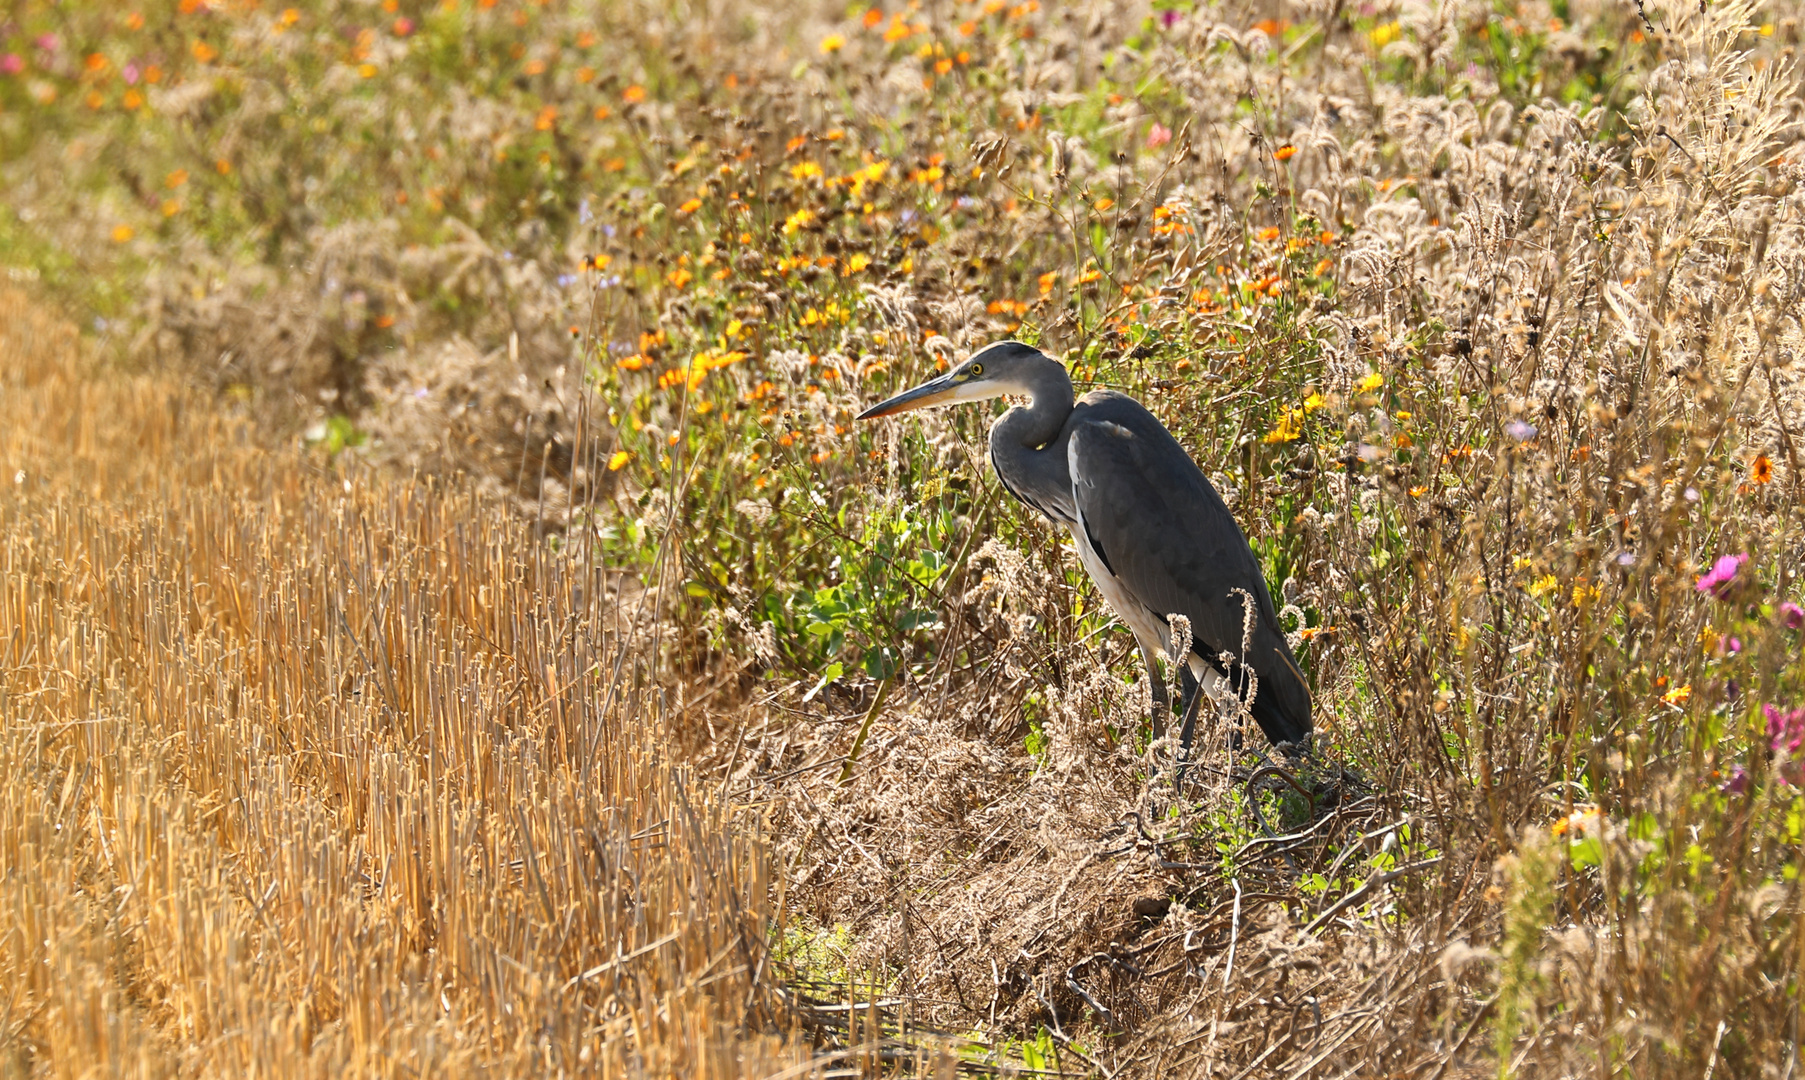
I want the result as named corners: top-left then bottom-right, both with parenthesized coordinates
top-left (857, 340), bottom-right (1312, 748)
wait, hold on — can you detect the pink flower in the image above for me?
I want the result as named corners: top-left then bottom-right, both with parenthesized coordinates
top-left (392, 16), bottom-right (414, 35)
top-left (1767, 703), bottom-right (1805, 757)
top-left (1783, 602), bottom-right (1804, 630)
top-left (1146, 123), bottom-right (1172, 149)
top-left (0, 54), bottom-right (21, 75)
top-left (34, 33), bottom-right (58, 52)
top-left (122, 62), bottom-right (139, 84)
top-left (1695, 553), bottom-right (1749, 600)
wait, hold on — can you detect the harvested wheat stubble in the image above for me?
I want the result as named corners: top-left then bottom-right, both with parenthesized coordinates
top-left (0, 289), bottom-right (819, 1078)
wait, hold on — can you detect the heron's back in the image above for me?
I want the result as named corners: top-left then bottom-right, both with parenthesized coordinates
top-left (1065, 391), bottom-right (1312, 744)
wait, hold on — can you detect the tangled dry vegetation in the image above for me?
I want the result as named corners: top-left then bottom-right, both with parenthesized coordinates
top-left (8, 0), bottom-right (1805, 1074)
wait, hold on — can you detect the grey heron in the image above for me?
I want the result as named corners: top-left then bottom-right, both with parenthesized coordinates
top-left (856, 340), bottom-right (1312, 750)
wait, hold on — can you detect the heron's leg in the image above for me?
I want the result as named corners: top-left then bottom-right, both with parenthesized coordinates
top-left (1176, 664), bottom-right (1202, 759)
top-left (1140, 642), bottom-right (1169, 741)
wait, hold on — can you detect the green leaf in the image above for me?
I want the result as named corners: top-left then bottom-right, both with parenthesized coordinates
top-left (802, 662), bottom-right (844, 703)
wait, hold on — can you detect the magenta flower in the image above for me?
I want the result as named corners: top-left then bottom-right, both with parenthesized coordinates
top-left (1767, 703), bottom-right (1805, 756)
top-left (1783, 602), bottom-right (1804, 630)
top-left (0, 54), bottom-right (21, 75)
top-left (1146, 123), bottom-right (1172, 149)
top-left (1720, 764), bottom-right (1750, 795)
top-left (1695, 553), bottom-right (1749, 600)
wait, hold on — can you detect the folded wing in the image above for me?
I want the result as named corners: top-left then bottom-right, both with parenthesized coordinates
top-left (1067, 394), bottom-right (1312, 745)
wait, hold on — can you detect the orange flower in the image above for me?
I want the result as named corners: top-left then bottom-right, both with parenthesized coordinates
top-left (1256, 226), bottom-right (1281, 242)
top-left (623, 84), bottom-right (646, 104)
top-left (1274, 144), bottom-right (1298, 161)
top-left (677, 197), bottom-right (702, 214)
top-left (864, 9), bottom-right (885, 28)
top-left (1753, 454), bottom-right (1774, 484)
top-left (190, 40), bottom-right (217, 63)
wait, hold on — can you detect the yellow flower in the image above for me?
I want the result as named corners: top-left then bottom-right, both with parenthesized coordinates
top-left (1369, 20), bottom-right (1401, 47)
top-left (1263, 406), bottom-right (1304, 444)
top-left (110, 224), bottom-right (134, 243)
top-left (607, 450), bottom-right (632, 471)
top-left (1528, 574), bottom-right (1559, 598)
top-left (1661, 683), bottom-right (1692, 706)
top-left (782, 208), bottom-right (814, 235)
top-left (819, 33), bottom-right (846, 54)
top-left (790, 161), bottom-right (824, 180)
top-left (1355, 371), bottom-right (1384, 393)
top-left (844, 253), bottom-right (871, 274)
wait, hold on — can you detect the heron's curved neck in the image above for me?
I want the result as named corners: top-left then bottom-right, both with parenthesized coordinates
top-left (992, 355), bottom-right (1073, 450)
top-left (987, 355), bottom-right (1076, 521)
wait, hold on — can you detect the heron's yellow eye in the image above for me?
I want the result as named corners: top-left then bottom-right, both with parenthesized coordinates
top-left (969, 363), bottom-right (984, 377)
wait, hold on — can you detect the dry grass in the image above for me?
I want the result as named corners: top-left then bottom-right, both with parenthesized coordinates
top-left (0, 288), bottom-right (823, 1078)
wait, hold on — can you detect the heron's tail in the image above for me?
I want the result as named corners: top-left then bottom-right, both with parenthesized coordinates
top-left (1248, 631), bottom-right (1313, 746)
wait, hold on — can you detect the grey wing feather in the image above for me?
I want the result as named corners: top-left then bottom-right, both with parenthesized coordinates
top-left (1067, 397), bottom-right (1312, 743)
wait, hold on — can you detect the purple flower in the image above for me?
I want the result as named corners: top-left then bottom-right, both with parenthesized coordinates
top-left (1505, 419), bottom-right (1537, 442)
top-left (1720, 764), bottom-right (1750, 795)
top-left (1767, 703), bottom-right (1805, 756)
top-left (1782, 602), bottom-right (1803, 630)
top-left (1696, 553), bottom-right (1749, 600)
top-left (0, 54), bottom-right (21, 75)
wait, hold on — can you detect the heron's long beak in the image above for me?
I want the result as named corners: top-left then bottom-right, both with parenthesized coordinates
top-left (856, 373), bottom-right (990, 420)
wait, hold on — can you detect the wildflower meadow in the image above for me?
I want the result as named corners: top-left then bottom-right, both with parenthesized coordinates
top-left (4, 0), bottom-right (1805, 1075)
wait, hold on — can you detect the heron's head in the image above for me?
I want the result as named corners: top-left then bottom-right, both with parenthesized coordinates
top-left (856, 341), bottom-right (1050, 421)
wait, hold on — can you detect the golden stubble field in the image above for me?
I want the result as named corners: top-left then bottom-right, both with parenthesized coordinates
top-left (0, 290), bottom-right (821, 1078)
